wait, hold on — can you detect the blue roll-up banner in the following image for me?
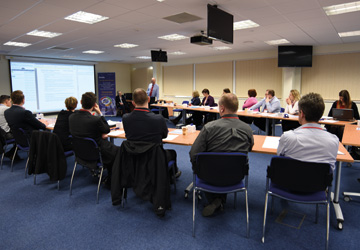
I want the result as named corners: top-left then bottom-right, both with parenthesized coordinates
top-left (98, 72), bottom-right (116, 116)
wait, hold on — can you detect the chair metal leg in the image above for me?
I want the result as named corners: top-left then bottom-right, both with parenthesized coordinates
top-left (1, 152), bottom-right (4, 170)
top-left (34, 174), bottom-right (36, 185)
top-left (10, 146), bottom-right (18, 172)
top-left (192, 186), bottom-right (196, 237)
top-left (245, 189), bottom-right (249, 238)
top-left (57, 180), bottom-right (60, 190)
top-left (262, 192), bottom-right (269, 243)
top-left (316, 204), bottom-right (319, 224)
top-left (326, 202), bottom-right (330, 250)
top-left (69, 162), bottom-right (78, 196)
top-left (121, 188), bottom-right (126, 208)
top-left (234, 192), bottom-right (237, 209)
top-left (96, 168), bottom-right (103, 204)
top-left (24, 156), bottom-right (29, 179)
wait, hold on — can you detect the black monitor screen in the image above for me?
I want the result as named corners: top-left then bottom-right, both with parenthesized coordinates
top-left (278, 45), bottom-right (313, 67)
top-left (151, 50), bottom-right (168, 62)
top-left (207, 4), bottom-right (233, 44)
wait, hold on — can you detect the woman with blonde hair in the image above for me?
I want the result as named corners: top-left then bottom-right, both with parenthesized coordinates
top-left (282, 89), bottom-right (301, 132)
top-left (53, 96), bottom-right (78, 151)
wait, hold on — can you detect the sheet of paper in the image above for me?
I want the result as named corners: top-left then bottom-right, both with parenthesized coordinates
top-left (107, 120), bottom-right (117, 126)
top-left (169, 129), bottom-right (183, 134)
top-left (262, 137), bottom-right (280, 149)
top-left (163, 134), bottom-right (179, 141)
top-left (323, 120), bottom-right (338, 123)
top-left (288, 114), bottom-right (298, 118)
top-left (321, 116), bottom-right (332, 119)
top-left (107, 130), bottom-right (124, 136)
top-left (48, 123), bottom-right (55, 128)
top-left (337, 151), bottom-right (345, 155)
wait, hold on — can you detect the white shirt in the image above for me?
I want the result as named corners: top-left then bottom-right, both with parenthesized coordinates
top-left (285, 101), bottom-right (299, 115)
top-left (277, 123), bottom-right (339, 170)
top-left (0, 104), bottom-right (10, 133)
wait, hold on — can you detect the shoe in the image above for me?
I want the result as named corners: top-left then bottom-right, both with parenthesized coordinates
top-left (202, 198), bottom-right (223, 217)
top-left (155, 206), bottom-right (166, 217)
top-left (175, 171), bottom-right (182, 179)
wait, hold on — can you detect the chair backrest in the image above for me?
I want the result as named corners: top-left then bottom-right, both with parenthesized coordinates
top-left (71, 136), bottom-right (102, 166)
top-left (280, 107), bottom-right (285, 113)
top-left (195, 152), bottom-right (249, 187)
top-left (182, 101), bottom-right (189, 105)
top-left (12, 127), bottom-right (30, 148)
top-left (267, 156), bottom-right (333, 192)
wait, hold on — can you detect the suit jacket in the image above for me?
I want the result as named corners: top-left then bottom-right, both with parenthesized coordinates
top-left (122, 108), bottom-right (167, 143)
top-left (4, 105), bottom-right (46, 137)
top-left (53, 110), bottom-right (73, 151)
top-left (115, 95), bottom-right (129, 109)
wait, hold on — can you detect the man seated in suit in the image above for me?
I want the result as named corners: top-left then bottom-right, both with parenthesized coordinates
top-left (277, 92), bottom-right (339, 170)
top-left (115, 91), bottom-right (130, 117)
top-left (250, 89), bottom-right (280, 135)
top-left (122, 88), bottom-right (180, 177)
top-left (69, 92), bottom-right (118, 187)
top-left (4, 90), bottom-right (48, 138)
top-left (190, 93), bottom-right (254, 217)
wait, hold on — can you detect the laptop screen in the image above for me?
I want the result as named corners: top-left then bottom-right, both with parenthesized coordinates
top-left (332, 108), bottom-right (354, 121)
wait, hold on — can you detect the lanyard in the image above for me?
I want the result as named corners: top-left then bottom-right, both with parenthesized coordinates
top-left (301, 126), bottom-right (323, 130)
top-left (134, 108), bottom-right (150, 112)
top-left (222, 116), bottom-right (238, 119)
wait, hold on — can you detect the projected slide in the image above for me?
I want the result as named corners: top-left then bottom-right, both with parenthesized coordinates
top-left (10, 61), bottom-right (95, 113)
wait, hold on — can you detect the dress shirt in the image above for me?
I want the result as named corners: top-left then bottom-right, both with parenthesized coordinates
top-left (250, 96), bottom-right (280, 113)
top-left (277, 123), bottom-right (339, 170)
top-left (284, 101), bottom-right (299, 115)
top-left (189, 114), bottom-right (254, 165)
top-left (0, 104), bottom-right (10, 133)
top-left (146, 83), bottom-right (159, 100)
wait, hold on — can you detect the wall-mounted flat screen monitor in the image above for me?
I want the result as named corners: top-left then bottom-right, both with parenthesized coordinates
top-left (207, 4), bottom-right (233, 44)
top-left (151, 50), bottom-right (168, 62)
top-left (9, 60), bottom-right (95, 113)
top-left (278, 45), bottom-right (313, 67)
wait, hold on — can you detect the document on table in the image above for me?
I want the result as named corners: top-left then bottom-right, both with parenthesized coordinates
top-left (169, 129), bottom-right (183, 134)
top-left (163, 134), bottom-right (179, 141)
top-left (108, 130), bottom-right (124, 136)
top-left (107, 120), bottom-right (117, 126)
top-left (262, 137), bottom-right (280, 149)
top-left (337, 151), bottom-right (345, 155)
top-left (323, 120), bottom-right (338, 123)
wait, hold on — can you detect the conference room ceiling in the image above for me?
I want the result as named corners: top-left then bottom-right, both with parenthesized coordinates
top-left (0, 0), bottom-right (359, 63)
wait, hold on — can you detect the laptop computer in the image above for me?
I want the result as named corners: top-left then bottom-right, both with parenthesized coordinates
top-left (332, 108), bottom-right (354, 121)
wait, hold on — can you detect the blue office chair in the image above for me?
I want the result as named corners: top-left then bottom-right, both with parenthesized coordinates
top-left (11, 127), bottom-right (30, 177)
top-left (192, 152), bottom-right (249, 238)
top-left (173, 100), bottom-right (189, 116)
top-left (262, 156), bottom-right (333, 250)
top-left (0, 127), bottom-right (15, 170)
top-left (150, 100), bottom-right (166, 113)
top-left (69, 136), bottom-right (104, 204)
top-left (280, 107), bottom-right (285, 113)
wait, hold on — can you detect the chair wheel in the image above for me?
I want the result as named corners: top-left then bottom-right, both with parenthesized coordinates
top-left (343, 196), bottom-right (351, 202)
top-left (337, 221), bottom-right (343, 230)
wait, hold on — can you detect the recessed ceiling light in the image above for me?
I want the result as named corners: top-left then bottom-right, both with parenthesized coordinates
top-left (338, 30), bottom-right (360, 37)
top-left (114, 43), bottom-right (139, 48)
top-left (233, 20), bottom-right (259, 30)
top-left (4, 41), bottom-right (31, 47)
top-left (323, 1), bottom-right (360, 16)
top-left (157, 0), bottom-right (165, 2)
top-left (27, 30), bottom-right (62, 38)
top-left (168, 51), bottom-right (186, 55)
top-left (158, 34), bottom-right (188, 41)
top-left (65, 11), bottom-right (109, 24)
top-left (82, 50), bottom-right (104, 54)
top-left (211, 46), bottom-right (232, 50)
top-left (265, 39), bottom-right (290, 45)
top-left (136, 56), bottom-right (151, 59)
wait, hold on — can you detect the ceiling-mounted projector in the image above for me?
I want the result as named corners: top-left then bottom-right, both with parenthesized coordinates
top-left (190, 35), bottom-right (213, 45)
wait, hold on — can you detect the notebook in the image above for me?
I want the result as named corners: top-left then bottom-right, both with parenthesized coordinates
top-left (332, 108), bottom-right (354, 121)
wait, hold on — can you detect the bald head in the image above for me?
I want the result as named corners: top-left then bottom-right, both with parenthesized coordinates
top-left (151, 78), bottom-right (156, 84)
top-left (219, 93), bottom-right (239, 114)
top-left (133, 88), bottom-right (149, 106)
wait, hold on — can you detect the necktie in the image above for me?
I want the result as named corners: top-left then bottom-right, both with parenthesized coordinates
top-left (149, 84), bottom-right (154, 97)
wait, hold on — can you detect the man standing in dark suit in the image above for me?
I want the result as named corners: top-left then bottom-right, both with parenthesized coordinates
top-left (69, 92), bottom-right (118, 187)
top-left (4, 90), bottom-right (48, 138)
top-left (115, 91), bottom-right (129, 117)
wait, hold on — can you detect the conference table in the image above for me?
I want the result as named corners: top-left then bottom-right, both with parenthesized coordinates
top-left (151, 103), bottom-right (354, 135)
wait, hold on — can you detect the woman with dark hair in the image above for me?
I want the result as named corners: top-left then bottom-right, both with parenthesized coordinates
top-left (201, 88), bottom-right (217, 124)
top-left (239, 89), bottom-right (258, 124)
top-left (53, 97), bottom-right (78, 151)
top-left (326, 90), bottom-right (359, 141)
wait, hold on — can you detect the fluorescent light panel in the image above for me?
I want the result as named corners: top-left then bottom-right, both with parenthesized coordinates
top-left (338, 30), bottom-right (360, 37)
top-left (158, 34), bottom-right (188, 41)
top-left (65, 11), bottom-right (109, 24)
top-left (211, 46), bottom-right (231, 50)
top-left (323, 1), bottom-right (360, 16)
top-left (82, 50), bottom-right (104, 54)
top-left (136, 56), bottom-right (151, 59)
top-left (168, 51), bottom-right (186, 55)
top-left (4, 41), bottom-right (31, 47)
top-left (233, 20), bottom-right (259, 30)
top-left (114, 43), bottom-right (138, 48)
top-left (265, 39), bottom-right (290, 45)
top-left (27, 30), bottom-right (62, 38)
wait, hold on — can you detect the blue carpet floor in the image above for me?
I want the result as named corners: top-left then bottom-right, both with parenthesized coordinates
top-left (0, 117), bottom-right (359, 250)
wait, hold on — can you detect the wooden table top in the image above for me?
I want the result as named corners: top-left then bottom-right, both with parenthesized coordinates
top-left (342, 124), bottom-right (360, 147)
